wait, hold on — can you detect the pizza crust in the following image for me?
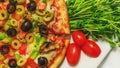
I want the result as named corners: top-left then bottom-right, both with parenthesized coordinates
top-left (49, 37), bottom-right (70, 68)
top-left (49, 0), bottom-right (70, 34)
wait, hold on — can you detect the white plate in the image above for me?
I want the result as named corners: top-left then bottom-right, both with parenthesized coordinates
top-left (60, 37), bottom-right (111, 68)
top-left (99, 47), bottom-right (120, 68)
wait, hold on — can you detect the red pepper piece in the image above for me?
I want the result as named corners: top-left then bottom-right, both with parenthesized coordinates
top-left (22, 3), bottom-right (27, 8)
top-left (22, 58), bottom-right (39, 68)
top-left (7, 46), bottom-right (15, 58)
top-left (0, 6), bottom-right (2, 10)
top-left (2, 0), bottom-right (8, 10)
top-left (12, 13), bottom-right (21, 21)
top-left (19, 43), bottom-right (27, 55)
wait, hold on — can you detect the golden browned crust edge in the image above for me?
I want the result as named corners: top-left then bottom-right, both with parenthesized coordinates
top-left (51, 0), bottom-right (70, 34)
top-left (49, 39), bottom-right (70, 68)
top-left (60, 0), bottom-right (70, 34)
top-left (49, 0), bottom-right (70, 67)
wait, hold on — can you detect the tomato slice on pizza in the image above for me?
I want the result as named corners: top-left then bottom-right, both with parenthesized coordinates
top-left (0, 0), bottom-right (70, 68)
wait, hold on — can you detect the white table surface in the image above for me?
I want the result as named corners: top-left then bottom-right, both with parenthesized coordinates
top-left (99, 47), bottom-right (120, 68)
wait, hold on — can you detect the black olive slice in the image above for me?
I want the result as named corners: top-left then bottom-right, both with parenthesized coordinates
top-left (0, 45), bottom-right (9, 55)
top-left (6, 28), bottom-right (17, 37)
top-left (21, 19), bottom-right (32, 32)
top-left (38, 57), bottom-right (48, 68)
top-left (8, 59), bottom-right (17, 68)
top-left (27, 1), bottom-right (36, 11)
top-left (6, 4), bottom-right (16, 14)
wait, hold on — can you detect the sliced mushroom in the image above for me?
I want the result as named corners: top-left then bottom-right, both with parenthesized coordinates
top-left (41, 42), bottom-right (60, 53)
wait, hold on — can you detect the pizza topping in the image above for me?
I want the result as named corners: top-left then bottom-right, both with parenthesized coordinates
top-left (22, 58), bottom-right (38, 68)
top-left (38, 57), bottom-right (48, 68)
top-left (25, 33), bottom-right (34, 43)
top-left (39, 24), bottom-right (48, 36)
top-left (0, 0), bottom-right (4, 2)
top-left (15, 53), bottom-right (22, 61)
top-left (43, 42), bottom-right (51, 48)
top-left (27, 0), bottom-right (36, 11)
top-left (29, 50), bottom-right (39, 60)
top-left (35, 9), bottom-right (46, 16)
top-left (19, 43), bottom-right (27, 55)
top-left (0, 10), bottom-right (8, 20)
top-left (41, 42), bottom-right (60, 53)
top-left (11, 39), bottom-right (20, 50)
top-left (10, 19), bottom-right (18, 27)
top-left (0, 32), bottom-right (6, 40)
top-left (0, 26), bottom-right (3, 30)
top-left (17, 34), bottom-right (26, 43)
top-left (6, 28), bottom-right (17, 37)
top-left (21, 19), bottom-right (32, 32)
top-left (0, 64), bottom-right (9, 68)
top-left (43, 11), bottom-right (54, 22)
top-left (42, 0), bottom-right (47, 5)
top-left (37, 1), bottom-right (46, 10)
top-left (17, 57), bottom-right (27, 67)
top-left (9, 0), bottom-right (17, 4)
top-left (0, 53), bottom-right (4, 60)
top-left (3, 23), bottom-right (9, 31)
top-left (17, 0), bottom-right (25, 4)
top-left (8, 59), bottom-right (17, 68)
top-left (0, 45), bottom-right (9, 55)
top-left (16, 5), bottom-right (25, 15)
top-left (6, 4), bottom-right (16, 14)
top-left (1, 37), bottom-right (11, 44)
top-left (35, 33), bottom-right (41, 43)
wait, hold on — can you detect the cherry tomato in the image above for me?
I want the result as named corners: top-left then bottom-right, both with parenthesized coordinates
top-left (66, 43), bottom-right (81, 66)
top-left (82, 40), bottom-right (101, 57)
top-left (72, 30), bottom-right (87, 47)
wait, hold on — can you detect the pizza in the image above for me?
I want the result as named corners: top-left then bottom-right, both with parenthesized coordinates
top-left (0, 0), bottom-right (70, 68)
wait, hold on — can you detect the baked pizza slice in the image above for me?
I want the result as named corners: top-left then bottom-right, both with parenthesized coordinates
top-left (47, 0), bottom-right (70, 34)
top-left (39, 33), bottom-right (70, 68)
top-left (0, 0), bottom-right (70, 68)
top-left (0, 33), bottom-right (70, 68)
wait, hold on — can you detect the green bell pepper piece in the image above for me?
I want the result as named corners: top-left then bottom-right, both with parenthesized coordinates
top-left (2, 37), bottom-right (11, 43)
top-left (15, 54), bottom-right (22, 61)
top-left (33, 15), bottom-right (39, 21)
top-left (0, 32), bottom-right (6, 40)
top-left (35, 37), bottom-right (47, 50)
top-left (30, 50), bottom-right (39, 59)
top-left (6, 20), bottom-right (11, 26)
top-left (35, 33), bottom-right (41, 44)
top-left (43, 0), bottom-right (47, 5)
